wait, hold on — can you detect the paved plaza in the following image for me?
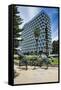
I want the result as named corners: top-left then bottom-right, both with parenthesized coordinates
top-left (14, 65), bottom-right (58, 84)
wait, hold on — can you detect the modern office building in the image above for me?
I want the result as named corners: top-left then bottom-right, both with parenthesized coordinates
top-left (20, 11), bottom-right (52, 55)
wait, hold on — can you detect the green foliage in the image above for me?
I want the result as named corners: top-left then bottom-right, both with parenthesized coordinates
top-left (19, 55), bottom-right (24, 60)
top-left (49, 57), bottom-right (58, 65)
top-left (26, 55), bottom-right (37, 61)
top-left (25, 55), bottom-right (42, 66)
top-left (13, 6), bottom-right (23, 54)
top-left (14, 56), bottom-right (19, 60)
top-left (34, 27), bottom-right (40, 55)
top-left (52, 40), bottom-right (59, 54)
top-left (34, 27), bottom-right (40, 38)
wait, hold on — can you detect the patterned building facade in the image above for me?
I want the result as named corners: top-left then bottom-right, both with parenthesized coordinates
top-left (20, 11), bottom-right (52, 55)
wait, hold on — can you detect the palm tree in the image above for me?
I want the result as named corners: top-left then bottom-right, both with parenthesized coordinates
top-left (34, 27), bottom-right (40, 55)
top-left (45, 25), bottom-right (49, 57)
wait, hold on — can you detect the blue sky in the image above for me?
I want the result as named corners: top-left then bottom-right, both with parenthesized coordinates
top-left (17, 6), bottom-right (59, 42)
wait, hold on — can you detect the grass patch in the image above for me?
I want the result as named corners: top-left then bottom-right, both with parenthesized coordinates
top-left (49, 57), bottom-right (58, 65)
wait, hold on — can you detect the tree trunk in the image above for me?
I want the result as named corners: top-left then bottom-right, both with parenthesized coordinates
top-left (25, 63), bottom-right (28, 70)
top-left (36, 39), bottom-right (38, 55)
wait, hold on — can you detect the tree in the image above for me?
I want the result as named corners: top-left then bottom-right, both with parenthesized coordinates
top-left (45, 25), bottom-right (49, 57)
top-left (19, 55), bottom-right (28, 70)
top-left (34, 27), bottom-right (40, 55)
top-left (52, 40), bottom-right (59, 54)
top-left (13, 6), bottom-right (23, 54)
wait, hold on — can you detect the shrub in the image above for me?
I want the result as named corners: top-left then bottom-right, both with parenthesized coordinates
top-left (25, 55), bottom-right (43, 66)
